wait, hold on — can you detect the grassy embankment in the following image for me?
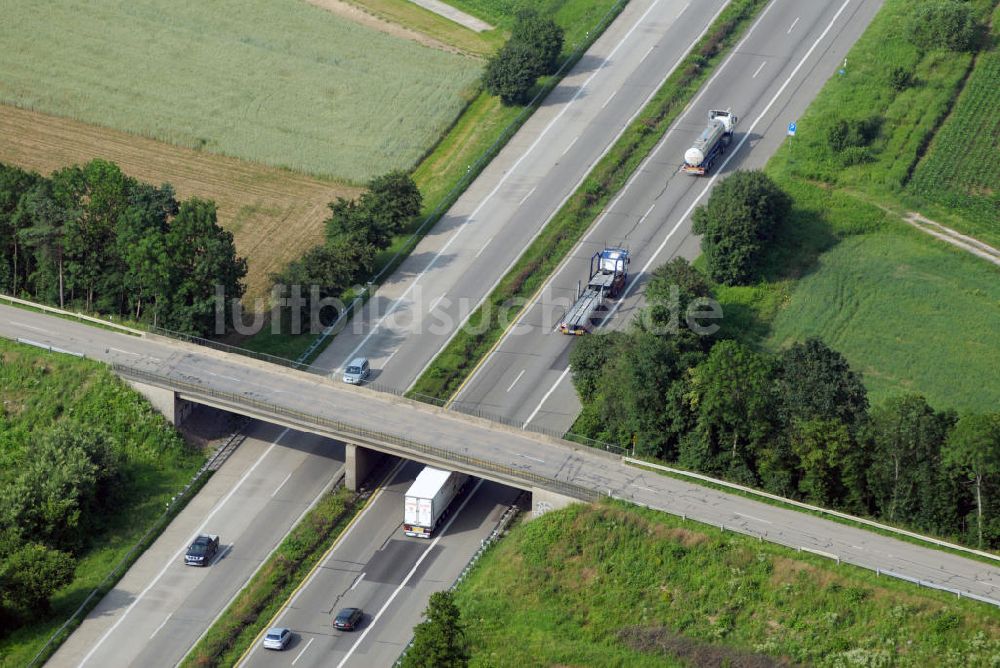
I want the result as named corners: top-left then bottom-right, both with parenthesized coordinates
top-left (455, 501), bottom-right (1000, 667)
top-left (0, 340), bottom-right (204, 667)
top-left (716, 0), bottom-right (1000, 413)
top-left (243, 0), bottom-right (625, 361)
top-left (408, 0), bottom-right (770, 400)
top-left (180, 485), bottom-right (362, 668)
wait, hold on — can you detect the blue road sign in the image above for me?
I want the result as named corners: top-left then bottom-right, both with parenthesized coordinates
top-left (787, 121), bottom-right (797, 136)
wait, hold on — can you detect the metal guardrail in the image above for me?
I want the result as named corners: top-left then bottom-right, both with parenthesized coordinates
top-left (115, 364), bottom-right (602, 503)
top-left (624, 457), bottom-right (1000, 565)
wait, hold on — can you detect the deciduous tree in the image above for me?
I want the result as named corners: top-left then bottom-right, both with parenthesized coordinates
top-left (944, 414), bottom-right (1000, 548)
top-left (403, 591), bottom-right (469, 668)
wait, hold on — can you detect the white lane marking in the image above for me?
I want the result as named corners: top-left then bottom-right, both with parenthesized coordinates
top-left (519, 186), bottom-right (537, 205)
top-left (110, 347), bottom-right (139, 356)
top-left (80, 428), bottom-right (291, 666)
top-left (474, 236), bottom-right (494, 259)
top-left (429, 295), bottom-right (445, 312)
top-left (639, 203), bottom-right (656, 223)
top-left (561, 135), bottom-right (579, 156)
top-left (215, 544), bottom-right (233, 563)
top-left (11, 321), bottom-right (46, 332)
top-left (411, 0), bottom-right (732, 395)
top-left (523, 366), bottom-right (570, 428)
top-left (520, 453), bottom-right (545, 463)
top-left (602, 0), bottom-right (855, 328)
top-left (204, 370), bottom-right (241, 383)
top-left (292, 637), bottom-right (314, 666)
top-left (149, 614), bottom-right (171, 639)
top-left (383, 348), bottom-right (399, 367)
top-left (335, 480), bottom-right (485, 668)
top-left (350, 572), bottom-right (367, 590)
top-left (602, 89), bottom-right (618, 109)
top-left (641, 44), bottom-right (655, 62)
top-left (512, 0), bottom-right (843, 425)
top-left (635, 485), bottom-right (657, 493)
top-left (340, 0), bottom-right (667, 373)
top-left (506, 369), bottom-right (526, 393)
top-left (735, 512), bottom-right (772, 525)
top-left (753, 60), bottom-right (767, 78)
top-left (852, 545), bottom-right (864, 551)
top-left (283, 460), bottom-right (406, 612)
top-left (788, 16), bottom-right (800, 33)
top-left (272, 472), bottom-right (293, 498)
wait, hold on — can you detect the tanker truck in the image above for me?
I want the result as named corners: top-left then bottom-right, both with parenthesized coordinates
top-left (681, 110), bottom-right (738, 175)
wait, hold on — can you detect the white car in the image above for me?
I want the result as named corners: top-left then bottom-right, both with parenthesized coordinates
top-left (342, 357), bottom-right (371, 384)
top-left (262, 627), bottom-right (291, 650)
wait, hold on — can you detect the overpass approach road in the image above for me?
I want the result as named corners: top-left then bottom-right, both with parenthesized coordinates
top-left (453, 0), bottom-right (886, 434)
top-left (4, 307), bottom-right (1000, 609)
top-left (313, 0), bottom-right (730, 389)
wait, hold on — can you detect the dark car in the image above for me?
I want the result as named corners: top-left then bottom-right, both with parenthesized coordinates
top-left (333, 607), bottom-right (363, 631)
top-left (184, 534), bottom-right (220, 566)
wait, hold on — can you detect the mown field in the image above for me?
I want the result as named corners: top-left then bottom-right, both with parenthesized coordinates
top-left (907, 46), bottom-right (1000, 248)
top-left (0, 0), bottom-right (481, 182)
top-left (715, 0), bottom-right (1000, 414)
top-left (457, 502), bottom-right (1000, 667)
top-left (0, 105), bottom-right (360, 303)
top-left (0, 339), bottom-right (203, 667)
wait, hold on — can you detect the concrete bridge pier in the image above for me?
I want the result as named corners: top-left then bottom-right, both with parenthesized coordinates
top-left (345, 443), bottom-right (384, 491)
top-left (530, 487), bottom-right (581, 519)
top-left (126, 380), bottom-right (193, 427)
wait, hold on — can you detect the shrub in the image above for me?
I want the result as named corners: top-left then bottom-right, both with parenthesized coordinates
top-left (888, 65), bottom-right (914, 91)
top-left (484, 41), bottom-right (542, 105)
top-left (906, 0), bottom-right (979, 52)
top-left (511, 9), bottom-right (564, 76)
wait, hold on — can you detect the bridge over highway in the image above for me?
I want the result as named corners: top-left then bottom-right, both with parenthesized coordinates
top-left (3, 304), bottom-right (1000, 606)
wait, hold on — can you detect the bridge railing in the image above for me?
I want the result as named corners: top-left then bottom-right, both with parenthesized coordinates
top-left (115, 364), bottom-right (602, 503)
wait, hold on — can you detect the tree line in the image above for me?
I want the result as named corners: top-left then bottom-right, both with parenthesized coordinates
top-left (571, 172), bottom-right (1000, 549)
top-left (270, 170), bottom-right (421, 328)
top-left (483, 10), bottom-right (565, 105)
top-left (0, 159), bottom-right (246, 336)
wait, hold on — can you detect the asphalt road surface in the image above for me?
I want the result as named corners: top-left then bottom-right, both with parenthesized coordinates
top-left (312, 0), bottom-right (730, 390)
top-left (453, 0), bottom-right (886, 435)
top-left (47, 420), bottom-right (345, 668)
top-left (239, 461), bottom-right (519, 668)
top-left (4, 308), bottom-right (1000, 608)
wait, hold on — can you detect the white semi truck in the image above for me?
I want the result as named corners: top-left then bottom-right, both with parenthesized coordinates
top-left (681, 109), bottom-right (738, 175)
top-left (403, 467), bottom-right (469, 538)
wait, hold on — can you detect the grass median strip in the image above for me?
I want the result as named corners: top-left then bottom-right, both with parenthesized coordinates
top-left (408, 0), bottom-right (771, 401)
top-left (179, 484), bottom-right (362, 668)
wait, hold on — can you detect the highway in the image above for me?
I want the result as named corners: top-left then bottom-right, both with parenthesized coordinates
top-left (312, 0), bottom-right (731, 389)
top-left (4, 307), bottom-right (1000, 609)
top-left (239, 461), bottom-right (519, 668)
top-left (452, 0), bottom-right (886, 434)
top-left (46, 421), bottom-right (345, 668)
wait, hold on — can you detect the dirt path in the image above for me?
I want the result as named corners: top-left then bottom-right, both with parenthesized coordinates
top-left (904, 212), bottom-right (1000, 267)
top-left (305, 0), bottom-right (465, 54)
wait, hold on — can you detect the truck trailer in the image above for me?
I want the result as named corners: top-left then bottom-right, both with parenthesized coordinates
top-left (559, 247), bottom-right (630, 335)
top-left (403, 467), bottom-right (470, 538)
top-left (681, 110), bottom-right (738, 175)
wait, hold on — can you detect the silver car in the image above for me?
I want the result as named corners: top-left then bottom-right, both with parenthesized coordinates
top-left (262, 627), bottom-right (291, 650)
top-left (342, 357), bottom-right (371, 384)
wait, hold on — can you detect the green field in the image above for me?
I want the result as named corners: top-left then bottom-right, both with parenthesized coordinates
top-left (907, 45), bottom-right (1000, 247)
top-left (0, 0), bottom-right (481, 182)
top-left (445, 0), bottom-right (623, 46)
top-left (0, 340), bottom-right (203, 666)
top-left (712, 0), bottom-right (1000, 414)
top-left (456, 502), bottom-right (1000, 667)
top-left (766, 228), bottom-right (1000, 413)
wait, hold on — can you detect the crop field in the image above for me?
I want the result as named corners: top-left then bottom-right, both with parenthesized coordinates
top-left (766, 227), bottom-right (1000, 414)
top-left (0, 0), bottom-right (481, 182)
top-left (907, 46), bottom-right (1000, 248)
top-left (0, 105), bottom-right (361, 302)
top-left (456, 501), bottom-right (1000, 667)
